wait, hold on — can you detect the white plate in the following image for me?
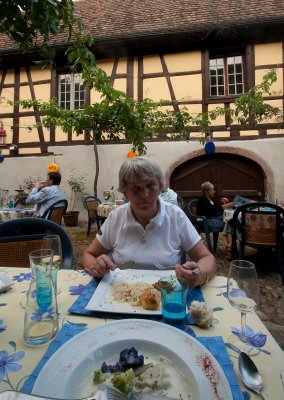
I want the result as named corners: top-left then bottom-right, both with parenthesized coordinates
top-left (85, 269), bottom-right (175, 315)
top-left (32, 319), bottom-right (232, 400)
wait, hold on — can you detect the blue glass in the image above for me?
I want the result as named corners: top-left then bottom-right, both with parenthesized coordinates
top-left (159, 277), bottom-right (189, 329)
top-left (36, 266), bottom-right (52, 310)
top-left (24, 249), bottom-right (58, 346)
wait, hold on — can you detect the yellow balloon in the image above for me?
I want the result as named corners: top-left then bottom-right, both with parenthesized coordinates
top-left (48, 163), bottom-right (59, 172)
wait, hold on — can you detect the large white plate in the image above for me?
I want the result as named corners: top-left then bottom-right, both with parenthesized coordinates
top-left (85, 269), bottom-right (175, 315)
top-left (32, 320), bottom-right (232, 399)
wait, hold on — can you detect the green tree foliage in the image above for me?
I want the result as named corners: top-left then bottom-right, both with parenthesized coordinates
top-left (0, 0), bottom-right (75, 51)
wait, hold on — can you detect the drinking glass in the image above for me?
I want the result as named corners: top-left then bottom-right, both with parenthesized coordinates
top-left (158, 276), bottom-right (189, 330)
top-left (24, 249), bottom-right (58, 346)
top-left (42, 234), bottom-right (62, 294)
top-left (227, 259), bottom-right (260, 355)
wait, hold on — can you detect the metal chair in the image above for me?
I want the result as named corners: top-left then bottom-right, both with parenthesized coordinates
top-left (188, 198), bottom-right (222, 253)
top-left (83, 196), bottom-right (105, 236)
top-left (41, 199), bottom-right (68, 225)
top-left (177, 195), bottom-right (184, 209)
top-left (231, 202), bottom-right (284, 283)
top-left (0, 218), bottom-right (73, 268)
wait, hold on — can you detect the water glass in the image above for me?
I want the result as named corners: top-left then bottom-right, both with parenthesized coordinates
top-left (42, 234), bottom-right (62, 293)
top-left (158, 276), bottom-right (189, 329)
top-left (24, 249), bottom-right (58, 346)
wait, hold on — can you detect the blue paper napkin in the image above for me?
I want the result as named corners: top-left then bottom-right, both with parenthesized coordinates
top-left (22, 323), bottom-right (244, 400)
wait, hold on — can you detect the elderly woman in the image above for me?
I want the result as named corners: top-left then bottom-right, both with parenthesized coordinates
top-left (81, 157), bottom-right (217, 287)
top-left (197, 181), bottom-right (235, 260)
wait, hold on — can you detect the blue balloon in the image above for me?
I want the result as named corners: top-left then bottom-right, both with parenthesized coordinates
top-left (204, 141), bottom-right (215, 154)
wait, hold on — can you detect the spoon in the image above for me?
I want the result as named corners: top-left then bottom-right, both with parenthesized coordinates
top-left (238, 352), bottom-right (265, 399)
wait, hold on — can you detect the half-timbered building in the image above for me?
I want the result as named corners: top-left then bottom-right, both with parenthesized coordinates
top-left (0, 0), bottom-right (284, 212)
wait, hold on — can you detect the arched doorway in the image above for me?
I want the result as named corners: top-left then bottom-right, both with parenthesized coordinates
top-left (169, 150), bottom-right (268, 207)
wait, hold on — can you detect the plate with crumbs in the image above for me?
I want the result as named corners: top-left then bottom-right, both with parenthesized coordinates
top-left (85, 269), bottom-right (175, 315)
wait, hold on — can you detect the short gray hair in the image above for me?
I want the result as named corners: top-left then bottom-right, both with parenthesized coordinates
top-left (201, 181), bottom-right (214, 194)
top-left (118, 157), bottom-right (166, 192)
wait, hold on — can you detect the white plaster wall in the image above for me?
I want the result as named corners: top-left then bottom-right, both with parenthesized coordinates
top-left (1, 138), bottom-right (283, 221)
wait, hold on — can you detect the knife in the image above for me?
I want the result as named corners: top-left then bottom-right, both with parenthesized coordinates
top-left (225, 342), bottom-right (271, 355)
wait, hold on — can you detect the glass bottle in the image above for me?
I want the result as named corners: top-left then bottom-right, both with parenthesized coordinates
top-left (23, 249), bottom-right (59, 346)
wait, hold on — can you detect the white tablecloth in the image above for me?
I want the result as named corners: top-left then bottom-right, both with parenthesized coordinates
top-left (0, 268), bottom-right (283, 399)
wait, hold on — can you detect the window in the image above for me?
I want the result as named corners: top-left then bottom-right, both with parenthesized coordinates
top-left (58, 73), bottom-right (85, 110)
top-left (210, 55), bottom-right (244, 96)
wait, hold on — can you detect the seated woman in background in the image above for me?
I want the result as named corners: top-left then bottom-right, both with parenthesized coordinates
top-left (197, 181), bottom-right (235, 261)
top-left (81, 157), bottom-right (217, 287)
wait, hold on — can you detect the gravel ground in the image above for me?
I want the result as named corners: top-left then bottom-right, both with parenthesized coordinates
top-left (65, 222), bottom-right (284, 350)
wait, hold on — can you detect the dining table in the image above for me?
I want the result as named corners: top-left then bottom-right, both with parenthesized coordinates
top-left (97, 201), bottom-right (125, 218)
top-left (0, 207), bottom-right (35, 222)
top-left (0, 266), bottom-right (284, 400)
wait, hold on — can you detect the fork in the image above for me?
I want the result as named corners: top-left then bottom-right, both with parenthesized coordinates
top-left (101, 385), bottom-right (177, 400)
top-left (153, 262), bottom-right (171, 270)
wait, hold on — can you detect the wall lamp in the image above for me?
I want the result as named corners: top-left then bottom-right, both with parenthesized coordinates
top-left (9, 144), bottom-right (18, 151)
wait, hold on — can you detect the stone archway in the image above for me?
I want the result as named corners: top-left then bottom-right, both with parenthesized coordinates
top-left (166, 146), bottom-right (274, 204)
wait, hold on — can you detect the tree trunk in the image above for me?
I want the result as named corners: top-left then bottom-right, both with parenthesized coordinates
top-left (93, 139), bottom-right (99, 197)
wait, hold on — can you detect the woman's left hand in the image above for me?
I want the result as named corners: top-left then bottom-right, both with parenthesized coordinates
top-left (175, 262), bottom-right (205, 287)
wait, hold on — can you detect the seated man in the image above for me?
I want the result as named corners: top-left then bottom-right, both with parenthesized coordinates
top-left (197, 181), bottom-right (235, 260)
top-left (26, 172), bottom-right (65, 218)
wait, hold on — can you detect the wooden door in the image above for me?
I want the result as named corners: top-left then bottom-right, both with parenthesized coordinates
top-left (170, 153), bottom-right (264, 207)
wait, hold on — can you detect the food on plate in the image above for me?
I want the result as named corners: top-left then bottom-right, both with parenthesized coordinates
top-left (189, 300), bottom-right (213, 328)
top-left (101, 347), bottom-right (144, 373)
top-left (112, 368), bottom-right (135, 393)
top-left (140, 287), bottom-right (161, 310)
top-left (93, 347), bottom-right (188, 398)
top-left (135, 356), bottom-right (171, 391)
top-left (111, 281), bottom-right (161, 310)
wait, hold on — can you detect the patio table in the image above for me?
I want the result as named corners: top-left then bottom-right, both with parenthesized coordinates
top-left (97, 202), bottom-right (124, 218)
top-left (0, 208), bottom-right (35, 222)
top-left (0, 267), bottom-right (283, 399)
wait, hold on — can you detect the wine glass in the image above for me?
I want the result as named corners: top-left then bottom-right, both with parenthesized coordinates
top-left (42, 234), bottom-right (62, 294)
top-left (227, 259), bottom-right (260, 355)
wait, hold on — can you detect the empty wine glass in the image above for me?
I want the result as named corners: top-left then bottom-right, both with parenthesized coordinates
top-left (227, 259), bottom-right (260, 355)
top-left (42, 234), bottom-right (62, 294)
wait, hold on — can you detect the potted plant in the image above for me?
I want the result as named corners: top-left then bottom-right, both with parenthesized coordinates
top-left (63, 172), bottom-right (87, 227)
top-left (14, 175), bottom-right (42, 207)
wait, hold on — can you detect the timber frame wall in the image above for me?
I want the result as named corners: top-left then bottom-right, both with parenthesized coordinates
top-left (0, 41), bottom-right (283, 157)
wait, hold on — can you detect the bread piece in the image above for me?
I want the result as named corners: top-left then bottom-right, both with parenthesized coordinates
top-left (140, 287), bottom-right (161, 310)
top-left (189, 300), bottom-right (213, 328)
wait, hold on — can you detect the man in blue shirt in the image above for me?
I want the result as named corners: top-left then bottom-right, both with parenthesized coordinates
top-left (26, 172), bottom-right (65, 218)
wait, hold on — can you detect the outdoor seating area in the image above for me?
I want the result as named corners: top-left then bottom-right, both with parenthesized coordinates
top-left (1, 1), bottom-right (284, 399)
top-left (0, 205), bottom-right (284, 399)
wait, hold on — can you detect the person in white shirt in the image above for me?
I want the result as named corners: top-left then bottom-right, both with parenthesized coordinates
top-left (26, 172), bottom-right (65, 218)
top-left (81, 157), bottom-right (217, 287)
top-left (159, 187), bottom-right (178, 206)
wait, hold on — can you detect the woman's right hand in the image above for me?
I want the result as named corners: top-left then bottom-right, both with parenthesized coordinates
top-left (84, 254), bottom-right (116, 277)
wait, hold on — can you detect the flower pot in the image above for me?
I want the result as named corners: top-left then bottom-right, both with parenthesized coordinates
top-left (63, 211), bottom-right (80, 227)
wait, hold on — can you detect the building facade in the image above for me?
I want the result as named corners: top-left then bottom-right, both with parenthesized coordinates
top-left (0, 0), bottom-right (283, 212)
